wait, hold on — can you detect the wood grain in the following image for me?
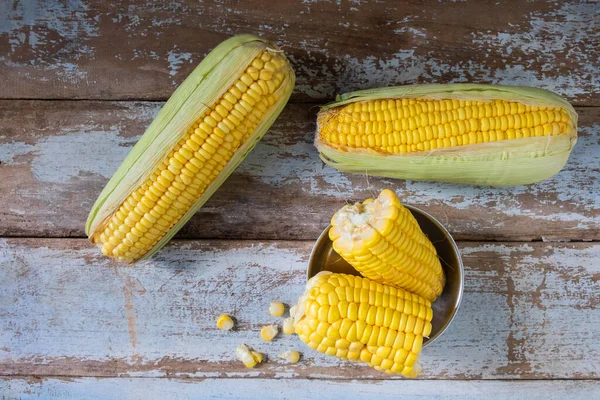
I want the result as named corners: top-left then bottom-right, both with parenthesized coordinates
top-left (1, 377), bottom-right (599, 400)
top-left (1, 101), bottom-right (598, 241)
top-left (0, 238), bottom-right (598, 379)
top-left (0, 1), bottom-right (598, 105)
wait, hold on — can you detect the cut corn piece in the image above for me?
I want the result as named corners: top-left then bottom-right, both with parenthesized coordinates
top-left (292, 271), bottom-right (432, 378)
top-left (236, 344), bottom-right (263, 368)
top-left (86, 34), bottom-right (295, 262)
top-left (216, 314), bottom-right (234, 331)
top-left (282, 317), bottom-right (295, 335)
top-left (279, 350), bottom-right (301, 364)
top-left (261, 324), bottom-right (279, 341)
top-left (330, 189), bottom-right (444, 301)
top-left (269, 302), bottom-right (285, 317)
top-left (315, 84), bottom-right (577, 186)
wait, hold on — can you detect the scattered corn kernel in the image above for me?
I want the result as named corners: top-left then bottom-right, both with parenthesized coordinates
top-left (269, 302), bottom-right (285, 317)
top-left (236, 344), bottom-right (263, 368)
top-left (279, 350), bottom-right (301, 364)
top-left (282, 317), bottom-right (295, 335)
top-left (216, 314), bottom-right (234, 331)
top-left (260, 324), bottom-right (279, 341)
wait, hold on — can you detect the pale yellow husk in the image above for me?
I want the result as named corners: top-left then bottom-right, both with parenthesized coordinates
top-left (315, 84), bottom-right (577, 186)
top-left (86, 34), bottom-right (295, 260)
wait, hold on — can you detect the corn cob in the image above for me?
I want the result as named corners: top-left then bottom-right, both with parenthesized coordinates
top-left (86, 35), bottom-right (294, 262)
top-left (293, 271), bottom-right (432, 377)
top-left (329, 189), bottom-right (444, 302)
top-left (315, 84), bottom-right (577, 185)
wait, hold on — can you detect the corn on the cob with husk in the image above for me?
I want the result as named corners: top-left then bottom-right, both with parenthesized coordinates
top-left (86, 35), bottom-right (295, 263)
top-left (315, 84), bottom-right (577, 185)
top-left (330, 189), bottom-right (444, 302)
top-left (293, 271), bottom-right (432, 377)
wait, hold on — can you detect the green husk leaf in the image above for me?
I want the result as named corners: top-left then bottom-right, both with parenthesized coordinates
top-left (86, 34), bottom-right (295, 259)
top-left (315, 84), bottom-right (577, 186)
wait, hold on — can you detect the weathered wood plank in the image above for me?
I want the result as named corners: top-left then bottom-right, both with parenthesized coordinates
top-left (0, 1), bottom-right (598, 104)
top-left (1, 377), bottom-right (599, 400)
top-left (1, 102), bottom-right (598, 241)
top-left (0, 238), bottom-right (598, 379)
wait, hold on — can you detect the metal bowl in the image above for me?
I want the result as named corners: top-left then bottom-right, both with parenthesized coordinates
top-left (307, 205), bottom-right (463, 348)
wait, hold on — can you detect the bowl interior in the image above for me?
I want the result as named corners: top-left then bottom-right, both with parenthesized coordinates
top-left (307, 205), bottom-right (463, 347)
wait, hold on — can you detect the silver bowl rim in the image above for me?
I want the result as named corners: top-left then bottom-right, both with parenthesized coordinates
top-left (307, 204), bottom-right (464, 348)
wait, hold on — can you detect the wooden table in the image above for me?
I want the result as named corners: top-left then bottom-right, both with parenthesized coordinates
top-left (1, 1), bottom-right (598, 398)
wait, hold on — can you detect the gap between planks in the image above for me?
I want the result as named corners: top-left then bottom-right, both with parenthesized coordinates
top-left (1, 375), bottom-right (600, 382)
top-left (1, 239), bottom-right (598, 380)
top-left (1, 102), bottom-right (598, 242)
top-left (0, 234), bottom-right (598, 244)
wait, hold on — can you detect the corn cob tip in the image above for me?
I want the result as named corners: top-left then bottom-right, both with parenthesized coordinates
top-left (330, 189), bottom-right (444, 302)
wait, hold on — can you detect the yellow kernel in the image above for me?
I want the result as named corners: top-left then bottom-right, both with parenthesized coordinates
top-left (216, 314), bottom-right (234, 331)
top-left (261, 324), bottom-right (279, 341)
top-left (269, 302), bottom-right (285, 317)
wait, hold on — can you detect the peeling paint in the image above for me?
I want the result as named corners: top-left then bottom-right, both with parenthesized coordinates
top-left (394, 27), bottom-right (428, 39)
top-left (2, 377), bottom-right (599, 399)
top-left (0, 240), bottom-right (311, 365)
top-left (1, 130), bottom-right (139, 183)
top-left (240, 118), bottom-right (599, 230)
top-left (0, 1), bottom-right (597, 102)
top-left (166, 46), bottom-right (194, 78)
top-left (0, 239), bottom-right (598, 379)
top-left (0, 103), bottom-right (597, 239)
top-left (0, 141), bottom-right (36, 164)
top-left (0, 0), bottom-right (99, 83)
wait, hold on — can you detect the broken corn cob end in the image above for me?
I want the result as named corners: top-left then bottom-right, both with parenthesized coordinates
top-left (330, 188), bottom-right (445, 302)
top-left (292, 271), bottom-right (432, 378)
